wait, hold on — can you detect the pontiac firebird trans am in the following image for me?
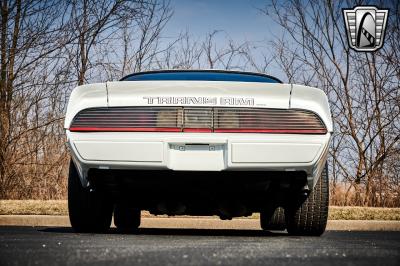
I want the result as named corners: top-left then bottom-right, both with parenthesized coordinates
top-left (65, 70), bottom-right (332, 236)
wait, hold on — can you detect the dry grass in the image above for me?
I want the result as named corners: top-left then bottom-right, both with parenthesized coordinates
top-left (328, 206), bottom-right (400, 220)
top-left (0, 200), bottom-right (68, 215)
top-left (0, 200), bottom-right (399, 220)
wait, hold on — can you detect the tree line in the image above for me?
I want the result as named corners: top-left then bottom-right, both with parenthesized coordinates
top-left (0, 0), bottom-right (398, 206)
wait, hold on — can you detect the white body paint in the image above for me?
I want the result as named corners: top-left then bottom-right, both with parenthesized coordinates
top-left (65, 79), bottom-right (332, 189)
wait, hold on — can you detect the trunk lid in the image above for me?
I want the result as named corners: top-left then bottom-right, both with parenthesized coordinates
top-left (106, 81), bottom-right (291, 109)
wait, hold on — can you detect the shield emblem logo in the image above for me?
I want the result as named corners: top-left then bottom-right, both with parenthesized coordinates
top-left (343, 6), bottom-right (389, 52)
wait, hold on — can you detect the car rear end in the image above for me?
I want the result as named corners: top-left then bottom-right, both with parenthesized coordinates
top-left (65, 71), bottom-right (332, 235)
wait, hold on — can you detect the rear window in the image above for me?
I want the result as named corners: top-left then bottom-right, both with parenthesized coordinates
top-left (121, 71), bottom-right (282, 83)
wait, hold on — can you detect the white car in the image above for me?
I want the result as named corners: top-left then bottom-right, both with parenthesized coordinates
top-left (65, 70), bottom-right (332, 235)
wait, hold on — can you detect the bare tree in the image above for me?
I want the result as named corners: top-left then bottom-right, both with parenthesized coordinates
top-left (0, 0), bottom-right (174, 199)
top-left (261, 0), bottom-right (400, 206)
top-left (1, 0), bottom-right (397, 206)
top-left (92, 0), bottom-right (173, 80)
top-left (64, 0), bottom-right (148, 85)
top-left (0, 0), bottom-right (72, 198)
top-left (155, 30), bottom-right (274, 73)
top-left (155, 30), bottom-right (203, 69)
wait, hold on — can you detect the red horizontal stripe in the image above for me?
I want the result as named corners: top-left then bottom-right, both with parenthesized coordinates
top-left (69, 127), bottom-right (181, 132)
top-left (214, 128), bottom-right (327, 134)
top-left (69, 127), bottom-right (327, 134)
top-left (183, 128), bottom-right (212, 133)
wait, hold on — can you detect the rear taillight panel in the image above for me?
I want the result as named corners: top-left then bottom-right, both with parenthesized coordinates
top-left (69, 107), bottom-right (181, 132)
top-left (69, 107), bottom-right (327, 134)
top-left (213, 108), bottom-right (327, 134)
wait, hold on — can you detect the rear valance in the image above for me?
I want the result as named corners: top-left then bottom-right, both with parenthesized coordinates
top-left (69, 107), bottom-right (327, 134)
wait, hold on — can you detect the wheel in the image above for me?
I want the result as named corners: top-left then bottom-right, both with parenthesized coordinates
top-left (68, 160), bottom-right (113, 233)
top-left (260, 207), bottom-right (286, 231)
top-left (114, 204), bottom-right (141, 233)
top-left (285, 163), bottom-right (329, 236)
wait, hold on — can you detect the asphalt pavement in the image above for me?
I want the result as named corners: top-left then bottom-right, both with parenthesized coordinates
top-left (0, 226), bottom-right (399, 265)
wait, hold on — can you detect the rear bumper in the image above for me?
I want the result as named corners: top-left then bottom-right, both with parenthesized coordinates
top-left (66, 131), bottom-right (330, 189)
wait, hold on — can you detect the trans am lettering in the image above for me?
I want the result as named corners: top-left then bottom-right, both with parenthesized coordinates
top-left (143, 97), bottom-right (217, 105)
top-left (220, 97), bottom-right (254, 106)
top-left (143, 96), bottom-right (254, 106)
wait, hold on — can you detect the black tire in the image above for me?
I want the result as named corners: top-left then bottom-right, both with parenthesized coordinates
top-left (260, 207), bottom-right (286, 231)
top-left (114, 204), bottom-right (141, 233)
top-left (285, 163), bottom-right (329, 236)
top-left (68, 161), bottom-right (113, 233)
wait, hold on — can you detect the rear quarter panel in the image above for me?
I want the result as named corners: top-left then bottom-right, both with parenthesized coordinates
top-left (290, 85), bottom-right (333, 132)
top-left (64, 83), bottom-right (108, 129)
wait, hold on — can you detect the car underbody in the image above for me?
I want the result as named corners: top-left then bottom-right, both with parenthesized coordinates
top-left (89, 169), bottom-right (309, 219)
